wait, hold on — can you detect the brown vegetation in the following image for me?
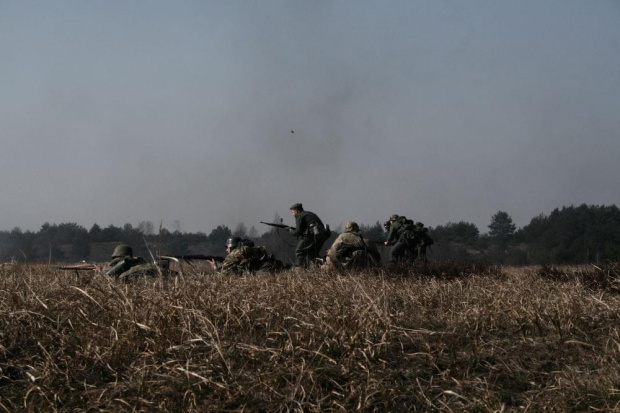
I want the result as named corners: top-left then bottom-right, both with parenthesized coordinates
top-left (1, 263), bottom-right (619, 411)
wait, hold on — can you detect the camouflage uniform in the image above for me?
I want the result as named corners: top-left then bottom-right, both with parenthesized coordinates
top-left (219, 246), bottom-right (252, 275)
top-left (219, 245), bottom-right (289, 275)
top-left (290, 204), bottom-right (330, 267)
top-left (327, 222), bottom-right (381, 270)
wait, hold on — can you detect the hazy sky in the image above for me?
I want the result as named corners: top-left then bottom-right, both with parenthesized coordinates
top-left (1, 1), bottom-right (619, 234)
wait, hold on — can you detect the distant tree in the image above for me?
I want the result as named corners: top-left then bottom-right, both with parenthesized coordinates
top-left (233, 222), bottom-right (248, 238)
top-left (431, 221), bottom-right (479, 244)
top-left (207, 225), bottom-right (232, 246)
top-left (101, 225), bottom-right (124, 242)
top-left (248, 225), bottom-right (259, 238)
top-left (137, 221), bottom-right (155, 236)
top-left (360, 221), bottom-right (385, 241)
top-left (89, 223), bottom-right (104, 242)
top-left (488, 211), bottom-right (516, 246)
top-left (172, 220), bottom-right (182, 234)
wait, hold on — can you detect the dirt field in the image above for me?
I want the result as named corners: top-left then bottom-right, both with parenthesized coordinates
top-left (1, 262), bottom-right (619, 411)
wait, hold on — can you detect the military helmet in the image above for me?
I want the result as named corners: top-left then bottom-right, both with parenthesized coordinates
top-left (389, 214), bottom-right (400, 221)
top-left (290, 203), bottom-right (303, 211)
top-left (240, 238), bottom-right (255, 248)
top-left (111, 244), bottom-right (133, 258)
top-left (226, 237), bottom-right (242, 249)
top-left (345, 221), bottom-right (360, 232)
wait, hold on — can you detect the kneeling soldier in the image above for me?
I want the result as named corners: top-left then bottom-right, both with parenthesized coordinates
top-left (325, 221), bottom-right (381, 270)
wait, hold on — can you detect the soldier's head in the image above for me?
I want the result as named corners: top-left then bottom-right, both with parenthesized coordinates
top-left (389, 214), bottom-right (399, 222)
top-left (226, 237), bottom-right (242, 253)
top-left (240, 238), bottom-right (255, 248)
top-left (345, 221), bottom-right (360, 233)
top-left (290, 203), bottom-right (303, 216)
top-left (111, 244), bottom-right (133, 259)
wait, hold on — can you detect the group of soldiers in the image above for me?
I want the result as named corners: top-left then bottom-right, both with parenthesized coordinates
top-left (97, 203), bottom-right (434, 280)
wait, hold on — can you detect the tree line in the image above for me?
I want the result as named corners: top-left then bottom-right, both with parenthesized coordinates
top-left (1, 204), bottom-right (619, 265)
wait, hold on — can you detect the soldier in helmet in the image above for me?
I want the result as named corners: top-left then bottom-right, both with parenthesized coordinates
top-left (409, 222), bottom-right (434, 263)
top-left (99, 243), bottom-right (173, 282)
top-left (384, 214), bottom-right (408, 264)
top-left (209, 237), bottom-right (289, 275)
top-left (104, 244), bottom-right (147, 278)
top-left (324, 221), bottom-right (381, 270)
top-left (209, 237), bottom-right (248, 275)
top-left (288, 203), bottom-right (331, 268)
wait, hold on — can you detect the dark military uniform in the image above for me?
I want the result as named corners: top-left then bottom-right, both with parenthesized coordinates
top-left (105, 255), bottom-right (148, 278)
top-left (103, 244), bottom-right (173, 282)
top-left (291, 205), bottom-right (329, 268)
top-left (386, 217), bottom-right (408, 263)
top-left (409, 223), bottom-right (434, 263)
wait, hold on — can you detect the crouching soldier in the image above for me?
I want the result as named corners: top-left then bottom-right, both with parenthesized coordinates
top-left (324, 222), bottom-right (381, 270)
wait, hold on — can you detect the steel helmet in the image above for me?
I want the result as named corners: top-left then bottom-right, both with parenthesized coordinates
top-left (111, 244), bottom-right (133, 258)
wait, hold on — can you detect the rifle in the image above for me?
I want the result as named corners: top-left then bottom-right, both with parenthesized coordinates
top-left (159, 255), bottom-right (225, 263)
top-left (260, 221), bottom-right (293, 230)
top-left (56, 263), bottom-right (99, 271)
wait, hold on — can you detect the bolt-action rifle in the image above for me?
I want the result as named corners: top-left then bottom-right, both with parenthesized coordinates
top-left (159, 255), bottom-right (225, 264)
top-left (56, 263), bottom-right (99, 271)
top-left (260, 221), bottom-right (294, 230)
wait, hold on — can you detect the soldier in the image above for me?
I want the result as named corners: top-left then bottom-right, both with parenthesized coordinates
top-left (209, 237), bottom-right (289, 275)
top-left (104, 244), bottom-right (167, 282)
top-left (384, 214), bottom-right (408, 263)
top-left (324, 221), bottom-right (381, 270)
top-left (410, 222), bottom-right (434, 263)
top-left (288, 203), bottom-right (330, 268)
top-left (104, 244), bottom-right (147, 278)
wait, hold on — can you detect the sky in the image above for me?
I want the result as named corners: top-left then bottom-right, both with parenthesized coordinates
top-left (1, 1), bottom-right (619, 235)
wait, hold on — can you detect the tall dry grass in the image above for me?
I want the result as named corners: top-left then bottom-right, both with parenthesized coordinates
top-left (1, 262), bottom-right (619, 411)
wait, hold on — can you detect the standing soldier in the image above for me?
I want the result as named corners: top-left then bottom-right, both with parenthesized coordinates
top-left (411, 222), bottom-right (434, 263)
top-left (289, 203), bottom-right (330, 268)
top-left (384, 214), bottom-right (408, 264)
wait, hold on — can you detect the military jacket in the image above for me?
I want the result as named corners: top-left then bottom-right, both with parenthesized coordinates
top-left (105, 256), bottom-right (147, 277)
top-left (292, 211), bottom-right (325, 238)
top-left (219, 246), bottom-right (252, 275)
top-left (386, 220), bottom-right (404, 244)
top-left (327, 231), bottom-right (381, 268)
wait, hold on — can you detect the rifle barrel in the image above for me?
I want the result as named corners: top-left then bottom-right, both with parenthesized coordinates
top-left (260, 221), bottom-right (291, 229)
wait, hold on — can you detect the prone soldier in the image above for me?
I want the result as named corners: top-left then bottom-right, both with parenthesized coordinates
top-left (209, 237), bottom-right (289, 275)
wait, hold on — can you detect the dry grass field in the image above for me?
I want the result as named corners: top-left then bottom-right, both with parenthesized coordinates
top-left (1, 262), bottom-right (619, 412)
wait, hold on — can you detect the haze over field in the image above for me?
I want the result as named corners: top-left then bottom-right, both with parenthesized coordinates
top-left (1, 1), bottom-right (619, 234)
